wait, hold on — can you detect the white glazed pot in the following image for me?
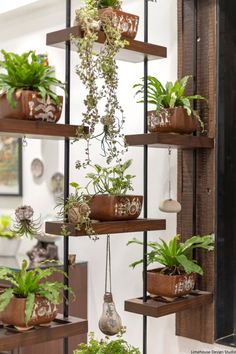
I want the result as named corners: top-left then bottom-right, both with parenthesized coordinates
top-left (0, 237), bottom-right (21, 257)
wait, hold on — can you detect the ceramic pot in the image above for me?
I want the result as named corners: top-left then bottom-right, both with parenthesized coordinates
top-left (0, 90), bottom-right (63, 123)
top-left (148, 107), bottom-right (197, 134)
top-left (98, 8), bottom-right (139, 39)
top-left (0, 237), bottom-right (21, 257)
top-left (88, 195), bottom-right (143, 221)
top-left (147, 268), bottom-right (196, 298)
top-left (0, 295), bottom-right (57, 329)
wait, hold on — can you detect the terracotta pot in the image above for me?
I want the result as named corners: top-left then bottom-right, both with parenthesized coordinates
top-left (148, 107), bottom-right (197, 134)
top-left (147, 268), bottom-right (196, 298)
top-left (98, 8), bottom-right (139, 39)
top-left (0, 90), bottom-right (63, 123)
top-left (0, 295), bottom-right (57, 329)
top-left (88, 195), bottom-right (143, 221)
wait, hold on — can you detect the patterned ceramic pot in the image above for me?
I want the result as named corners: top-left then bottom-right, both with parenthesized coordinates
top-left (147, 268), bottom-right (196, 298)
top-left (0, 90), bottom-right (63, 123)
top-left (98, 8), bottom-right (139, 39)
top-left (0, 295), bottom-right (58, 329)
top-left (148, 107), bottom-right (197, 134)
top-left (88, 195), bottom-right (143, 221)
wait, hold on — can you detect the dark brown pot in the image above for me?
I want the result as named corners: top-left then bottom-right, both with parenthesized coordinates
top-left (147, 268), bottom-right (196, 298)
top-left (148, 107), bottom-right (197, 134)
top-left (88, 195), bottom-right (143, 221)
top-left (0, 90), bottom-right (63, 123)
top-left (0, 295), bottom-right (58, 329)
top-left (98, 8), bottom-right (139, 39)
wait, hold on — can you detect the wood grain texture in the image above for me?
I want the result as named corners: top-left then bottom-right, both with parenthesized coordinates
top-left (0, 119), bottom-right (88, 140)
top-left (125, 133), bottom-right (214, 149)
top-left (0, 315), bottom-right (88, 352)
top-left (176, 0), bottom-right (216, 344)
top-left (45, 219), bottom-right (166, 237)
top-left (124, 291), bottom-right (213, 318)
top-left (46, 27), bottom-right (167, 63)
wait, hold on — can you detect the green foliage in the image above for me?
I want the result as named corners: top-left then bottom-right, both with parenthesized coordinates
top-left (133, 75), bottom-right (206, 129)
top-left (73, 0), bottom-right (128, 168)
top-left (74, 331), bottom-right (140, 354)
top-left (128, 235), bottom-right (214, 275)
top-left (0, 215), bottom-right (17, 239)
top-left (98, 0), bottom-right (121, 9)
top-left (0, 260), bottom-right (74, 324)
top-left (0, 50), bottom-right (65, 108)
top-left (86, 159), bottom-right (135, 195)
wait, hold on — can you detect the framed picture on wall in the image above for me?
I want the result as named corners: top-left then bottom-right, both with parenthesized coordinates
top-left (0, 137), bottom-right (22, 196)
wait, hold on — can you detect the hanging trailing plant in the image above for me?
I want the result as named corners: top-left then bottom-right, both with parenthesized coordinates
top-left (73, 0), bottom-right (128, 168)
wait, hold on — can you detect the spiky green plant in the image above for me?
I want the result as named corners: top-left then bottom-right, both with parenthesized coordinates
top-left (0, 50), bottom-right (65, 108)
top-left (0, 260), bottom-right (74, 324)
top-left (98, 0), bottom-right (122, 8)
top-left (128, 235), bottom-right (214, 275)
top-left (133, 75), bottom-right (206, 129)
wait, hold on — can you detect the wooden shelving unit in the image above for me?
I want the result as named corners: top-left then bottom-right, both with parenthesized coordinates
top-left (46, 218), bottom-right (166, 237)
top-left (0, 315), bottom-right (88, 351)
top-left (125, 133), bottom-right (214, 149)
top-left (0, 119), bottom-right (88, 140)
top-left (124, 290), bottom-right (213, 318)
top-left (46, 27), bottom-right (167, 63)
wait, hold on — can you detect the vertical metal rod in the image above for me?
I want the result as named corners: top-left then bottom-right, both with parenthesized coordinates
top-left (63, 0), bottom-right (71, 353)
top-left (192, 0), bottom-right (197, 237)
top-left (143, 1), bottom-right (148, 353)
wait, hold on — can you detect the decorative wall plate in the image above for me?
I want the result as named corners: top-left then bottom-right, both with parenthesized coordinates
top-left (50, 172), bottom-right (64, 197)
top-left (31, 158), bottom-right (44, 178)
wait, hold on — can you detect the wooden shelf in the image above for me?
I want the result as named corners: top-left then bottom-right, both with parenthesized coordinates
top-left (46, 27), bottom-right (167, 63)
top-left (45, 218), bottom-right (166, 237)
top-left (124, 290), bottom-right (213, 318)
top-left (0, 119), bottom-right (88, 140)
top-left (0, 315), bottom-right (87, 351)
top-left (125, 133), bottom-right (214, 149)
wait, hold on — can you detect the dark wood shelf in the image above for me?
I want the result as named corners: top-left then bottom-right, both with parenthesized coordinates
top-left (0, 315), bottom-right (88, 351)
top-left (0, 119), bottom-right (88, 140)
top-left (45, 218), bottom-right (166, 237)
top-left (124, 290), bottom-right (213, 318)
top-left (125, 133), bottom-right (214, 149)
top-left (46, 27), bottom-right (167, 63)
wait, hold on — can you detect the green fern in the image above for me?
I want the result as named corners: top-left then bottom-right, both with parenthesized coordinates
top-left (0, 50), bottom-right (65, 108)
top-left (127, 234), bottom-right (214, 275)
top-left (0, 260), bottom-right (74, 324)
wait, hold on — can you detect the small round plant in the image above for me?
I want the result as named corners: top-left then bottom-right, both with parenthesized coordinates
top-left (12, 206), bottom-right (41, 239)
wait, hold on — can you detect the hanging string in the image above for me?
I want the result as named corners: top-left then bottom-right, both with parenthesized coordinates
top-left (105, 234), bottom-right (112, 293)
top-left (168, 146), bottom-right (172, 200)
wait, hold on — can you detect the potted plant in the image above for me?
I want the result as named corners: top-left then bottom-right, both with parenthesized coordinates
top-left (74, 330), bottom-right (140, 354)
top-left (133, 75), bottom-right (206, 134)
top-left (0, 215), bottom-right (21, 257)
top-left (73, 0), bottom-right (132, 168)
top-left (128, 235), bottom-right (214, 298)
top-left (97, 0), bottom-right (139, 40)
top-left (0, 50), bottom-right (65, 122)
top-left (85, 159), bottom-right (143, 221)
top-left (0, 259), bottom-right (73, 330)
top-left (57, 182), bottom-right (96, 239)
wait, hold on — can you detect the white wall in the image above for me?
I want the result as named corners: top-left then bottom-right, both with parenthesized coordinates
top-left (0, 1), bottom-right (228, 353)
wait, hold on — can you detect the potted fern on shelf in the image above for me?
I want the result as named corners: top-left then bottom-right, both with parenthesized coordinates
top-left (85, 159), bottom-right (143, 221)
top-left (133, 75), bottom-right (206, 134)
top-left (0, 259), bottom-right (74, 331)
top-left (128, 234), bottom-right (214, 298)
top-left (0, 215), bottom-right (21, 257)
top-left (74, 330), bottom-right (140, 354)
top-left (0, 50), bottom-right (65, 122)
